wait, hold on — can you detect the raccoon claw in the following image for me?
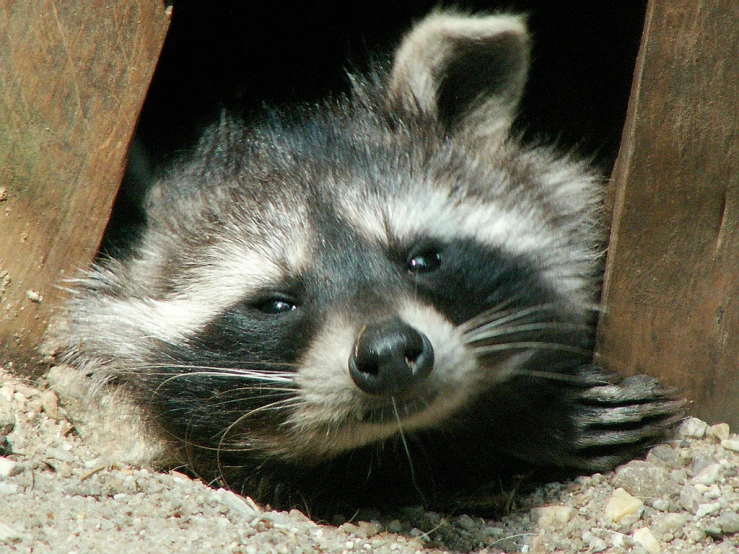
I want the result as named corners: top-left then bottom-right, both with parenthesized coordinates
top-left (576, 373), bottom-right (679, 404)
top-left (564, 372), bottom-right (685, 471)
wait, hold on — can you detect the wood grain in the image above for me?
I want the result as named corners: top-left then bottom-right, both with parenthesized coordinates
top-left (597, 0), bottom-right (739, 426)
top-left (0, 1), bottom-right (170, 373)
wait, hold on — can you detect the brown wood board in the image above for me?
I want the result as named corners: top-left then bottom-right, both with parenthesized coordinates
top-left (597, 0), bottom-right (739, 426)
top-left (0, 1), bottom-right (171, 373)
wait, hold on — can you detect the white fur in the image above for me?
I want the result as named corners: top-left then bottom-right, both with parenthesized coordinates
top-left (389, 12), bottom-right (527, 122)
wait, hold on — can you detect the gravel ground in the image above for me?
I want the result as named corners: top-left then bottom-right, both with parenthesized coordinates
top-left (1, 364), bottom-right (739, 554)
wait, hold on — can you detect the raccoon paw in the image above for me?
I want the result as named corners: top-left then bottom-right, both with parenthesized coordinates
top-left (564, 370), bottom-right (686, 472)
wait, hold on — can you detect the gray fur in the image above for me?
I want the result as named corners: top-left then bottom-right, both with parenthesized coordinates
top-left (61, 12), bottom-right (681, 513)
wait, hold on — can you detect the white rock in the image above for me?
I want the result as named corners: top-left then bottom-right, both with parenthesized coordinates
top-left (721, 439), bottom-right (739, 452)
top-left (650, 498), bottom-right (671, 512)
top-left (605, 488), bottom-right (644, 523)
top-left (588, 537), bottom-right (607, 553)
top-left (0, 457), bottom-right (17, 478)
top-left (611, 532), bottom-right (635, 548)
top-left (633, 527), bottom-right (662, 553)
top-left (653, 512), bottom-right (690, 534)
top-left (215, 489), bottom-right (261, 519)
top-left (678, 484), bottom-right (702, 513)
top-left (717, 511), bottom-right (739, 534)
top-left (691, 463), bottom-right (723, 485)
top-left (707, 423), bottom-right (730, 441)
top-left (531, 505), bottom-right (575, 529)
top-left (677, 417), bottom-right (708, 439)
top-left (694, 502), bottom-right (721, 519)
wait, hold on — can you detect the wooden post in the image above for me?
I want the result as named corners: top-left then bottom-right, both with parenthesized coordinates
top-left (597, 0), bottom-right (739, 426)
top-left (0, 1), bottom-right (171, 374)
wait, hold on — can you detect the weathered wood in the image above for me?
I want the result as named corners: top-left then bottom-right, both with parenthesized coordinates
top-left (597, 0), bottom-right (739, 426)
top-left (0, 1), bottom-right (171, 373)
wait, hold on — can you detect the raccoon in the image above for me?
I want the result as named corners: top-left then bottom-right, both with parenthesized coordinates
top-left (61, 12), bottom-right (682, 513)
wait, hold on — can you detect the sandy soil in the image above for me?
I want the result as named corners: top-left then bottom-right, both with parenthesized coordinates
top-left (1, 365), bottom-right (739, 554)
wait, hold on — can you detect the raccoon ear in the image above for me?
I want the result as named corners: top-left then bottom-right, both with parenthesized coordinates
top-left (388, 12), bottom-right (530, 134)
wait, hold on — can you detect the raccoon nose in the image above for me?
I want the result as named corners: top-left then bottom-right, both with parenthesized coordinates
top-left (349, 318), bottom-right (434, 396)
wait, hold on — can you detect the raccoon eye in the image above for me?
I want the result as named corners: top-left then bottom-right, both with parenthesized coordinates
top-left (408, 247), bottom-right (441, 273)
top-left (254, 296), bottom-right (297, 315)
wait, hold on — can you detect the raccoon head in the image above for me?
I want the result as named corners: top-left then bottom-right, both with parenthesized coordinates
top-left (64, 12), bottom-right (601, 467)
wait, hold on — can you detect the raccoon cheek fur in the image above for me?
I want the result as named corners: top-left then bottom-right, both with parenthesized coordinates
top-left (58, 10), bottom-right (684, 512)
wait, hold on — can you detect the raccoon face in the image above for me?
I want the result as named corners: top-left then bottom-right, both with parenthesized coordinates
top-left (64, 12), bottom-right (601, 467)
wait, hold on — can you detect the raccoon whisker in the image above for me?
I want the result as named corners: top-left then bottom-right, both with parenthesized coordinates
top-left (230, 397), bottom-right (302, 421)
top-left (507, 368), bottom-right (605, 384)
top-left (225, 392), bottom-right (299, 406)
top-left (160, 395), bottom-right (301, 424)
top-left (205, 390), bottom-right (298, 408)
top-left (463, 321), bottom-right (590, 343)
top-left (391, 396), bottom-right (426, 507)
top-left (147, 374), bottom-right (296, 403)
top-left (458, 303), bottom-right (560, 333)
top-left (141, 370), bottom-right (296, 383)
top-left (186, 398), bottom-right (307, 455)
top-left (473, 288), bottom-right (539, 318)
top-left (146, 370), bottom-right (296, 389)
top-left (470, 341), bottom-right (592, 357)
top-left (128, 360), bottom-right (301, 371)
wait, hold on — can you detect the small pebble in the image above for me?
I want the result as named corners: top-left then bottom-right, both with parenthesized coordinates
top-left (215, 489), bottom-right (260, 520)
top-left (694, 502), bottom-right (720, 519)
top-left (653, 512), bottom-right (690, 534)
top-left (0, 457), bottom-right (18, 478)
top-left (386, 520), bottom-right (404, 534)
top-left (691, 463), bottom-right (723, 485)
top-left (633, 527), bottom-right (662, 553)
top-left (41, 390), bottom-right (65, 421)
top-left (612, 532), bottom-right (635, 548)
top-left (613, 461), bottom-right (680, 497)
top-left (646, 444), bottom-right (682, 468)
top-left (721, 439), bottom-right (739, 452)
top-left (650, 499), bottom-right (671, 512)
top-left (586, 535), bottom-right (607, 552)
top-left (46, 447), bottom-right (75, 463)
top-left (707, 423), bottom-right (730, 441)
top-left (678, 418), bottom-right (708, 439)
top-left (25, 290), bottom-right (42, 303)
top-left (678, 484), bottom-right (702, 514)
top-left (716, 511), bottom-right (739, 534)
top-left (703, 526), bottom-right (723, 540)
top-left (531, 505), bottom-right (575, 529)
top-left (605, 488), bottom-right (644, 523)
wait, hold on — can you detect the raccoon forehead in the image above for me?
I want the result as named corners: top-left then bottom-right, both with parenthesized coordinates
top-left (185, 241), bottom-right (293, 294)
top-left (338, 186), bottom-right (554, 254)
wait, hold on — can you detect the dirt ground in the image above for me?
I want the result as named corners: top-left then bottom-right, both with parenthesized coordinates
top-left (1, 364), bottom-right (739, 554)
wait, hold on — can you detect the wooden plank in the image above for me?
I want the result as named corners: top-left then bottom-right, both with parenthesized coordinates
top-left (596, 0), bottom-right (739, 426)
top-left (0, 1), bottom-right (171, 374)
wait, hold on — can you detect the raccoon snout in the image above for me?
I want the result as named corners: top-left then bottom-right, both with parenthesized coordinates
top-left (348, 318), bottom-right (434, 396)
